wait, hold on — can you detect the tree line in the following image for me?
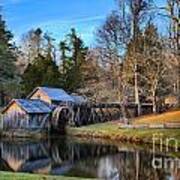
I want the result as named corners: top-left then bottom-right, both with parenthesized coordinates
top-left (0, 0), bottom-right (179, 114)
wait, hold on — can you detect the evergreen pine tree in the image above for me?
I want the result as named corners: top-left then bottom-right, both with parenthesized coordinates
top-left (22, 53), bottom-right (61, 95)
top-left (59, 28), bottom-right (88, 92)
top-left (0, 14), bottom-right (17, 105)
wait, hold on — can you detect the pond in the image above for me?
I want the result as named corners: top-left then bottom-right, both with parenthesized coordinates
top-left (0, 137), bottom-right (179, 180)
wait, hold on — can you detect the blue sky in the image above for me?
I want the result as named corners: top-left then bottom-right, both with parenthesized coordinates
top-left (1, 0), bottom-right (116, 46)
top-left (1, 0), bottom-right (167, 46)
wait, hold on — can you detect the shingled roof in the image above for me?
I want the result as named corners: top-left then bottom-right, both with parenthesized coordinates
top-left (2, 99), bottom-right (52, 114)
top-left (28, 87), bottom-right (75, 103)
top-left (71, 95), bottom-right (87, 105)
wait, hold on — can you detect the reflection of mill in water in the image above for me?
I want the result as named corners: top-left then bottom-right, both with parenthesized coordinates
top-left (0, 140), bottom-right (119, 176)
top-left (0, 140), bottom-right (179, 180)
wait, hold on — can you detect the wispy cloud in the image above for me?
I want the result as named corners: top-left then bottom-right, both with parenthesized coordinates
top-left (66, 15), bottom-right (106, 24)
top-left (37, 15), bottom-right (105, 28)
top-left (1, 0), bottom-right (114, 45)
top-left (28, 16), bottom-right (102, 45)
top-left (13, 15), bottom-right (102, 45)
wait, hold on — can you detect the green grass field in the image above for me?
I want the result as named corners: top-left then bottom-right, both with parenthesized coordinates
top-left (0, 172), bottom-right (95, 180)
top-left (67, 110), bottom-right (180, 148)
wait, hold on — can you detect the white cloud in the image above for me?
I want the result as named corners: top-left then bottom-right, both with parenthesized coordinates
top-left (37, 15), bottom-right (105, 28)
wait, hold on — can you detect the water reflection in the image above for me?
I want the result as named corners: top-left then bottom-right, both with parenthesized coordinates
top-left (0, 138), bottom-right (179, 180)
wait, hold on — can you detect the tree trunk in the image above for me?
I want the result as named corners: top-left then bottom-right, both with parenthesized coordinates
top-left (133, 1), bottom-right (141, 116)
top-left (134, 62), bottom-right (141, 116)
top-left (152, 78), bottom-right (158, 113)
top-left (152, 90), bottom-right (157, 113)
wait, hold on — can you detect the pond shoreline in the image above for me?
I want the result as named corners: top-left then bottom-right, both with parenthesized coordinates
top-left (0, 129), bottom-right (48, 139)
top-left (1, 125), bottom-right (179, 149)
top-left (67, 122), bottom-right (180, 149)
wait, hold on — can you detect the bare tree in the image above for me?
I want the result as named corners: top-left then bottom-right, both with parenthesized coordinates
top-left (96, 0), bottom-right (154, 116)
top-left (159, 0), bottom-right (180, 107)
top-left (20, 28), bottom-right (44, 64)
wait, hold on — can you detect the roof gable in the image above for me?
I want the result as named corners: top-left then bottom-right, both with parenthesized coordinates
top-left (28, 87), bottom-right (75, 103)
top-left (2, 99), bottom-right (52, 114)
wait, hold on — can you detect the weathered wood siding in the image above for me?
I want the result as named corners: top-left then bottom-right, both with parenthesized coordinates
top-left (28, 114), bottom-right (50, 129)
top-left (3, 102), bottom-right (28, 130)
top-left (3, 102), bottom-right (27, 123)
top-left (2, 102), bottom-right (50, 130)
top-left (30, 89), bottom-right (51, 104)
top-left (4, 102), bottom-right (25, 115)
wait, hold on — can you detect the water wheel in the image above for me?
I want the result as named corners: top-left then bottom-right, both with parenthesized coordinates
top-left (52, 106), bottom-right (74, 133)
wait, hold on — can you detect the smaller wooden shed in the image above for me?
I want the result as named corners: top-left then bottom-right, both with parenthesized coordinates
top-left (1, 99), bottom-right (52, 130)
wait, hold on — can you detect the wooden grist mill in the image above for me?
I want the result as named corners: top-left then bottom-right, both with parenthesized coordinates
top-left (1, 87), bottom-right (124, 134)
top-left (1, 86), bottom-right (153, 134)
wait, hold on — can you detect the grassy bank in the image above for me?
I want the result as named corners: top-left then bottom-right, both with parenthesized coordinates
top-left (67, 123), bottom-right (180, 147)
top-left (0, 171), bottom-right (94, 180)
top-left (133, 110), bottom-right (180, 125)
top-left (67, 111), bottom-right (180, 148)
